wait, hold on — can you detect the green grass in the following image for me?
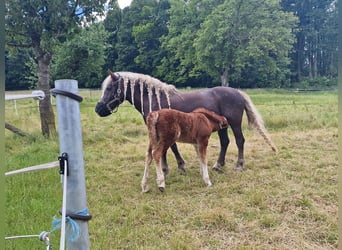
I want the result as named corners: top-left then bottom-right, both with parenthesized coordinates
top-left (5, 89), bottom-right (337, 249)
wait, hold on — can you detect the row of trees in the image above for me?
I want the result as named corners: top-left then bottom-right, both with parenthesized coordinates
top-left (5, 0), bottom-right (338, 135)
top-left (6, 0), bottom-right (337, 90)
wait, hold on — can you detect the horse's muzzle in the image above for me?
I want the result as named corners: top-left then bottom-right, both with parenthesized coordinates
top-left (95, 102), bottom-right (112, 117)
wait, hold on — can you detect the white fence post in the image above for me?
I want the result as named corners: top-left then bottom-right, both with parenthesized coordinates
top-left (53, 79), bottom-right (90, 250)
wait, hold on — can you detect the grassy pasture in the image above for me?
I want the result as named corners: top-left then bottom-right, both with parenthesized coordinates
top-left (5, 89), bottom-right (337, 249)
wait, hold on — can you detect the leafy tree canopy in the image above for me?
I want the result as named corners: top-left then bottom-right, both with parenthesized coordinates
top-left (5, 0), bottom-right (112, 136)
top-left (194, 0), bottom-right (298, 87)
top-left (158, 0), bottom-right (224, 86)
top-left (51, 23), bottom-right (109, 88)
top-left (5, 0), bottom-right (337, 90)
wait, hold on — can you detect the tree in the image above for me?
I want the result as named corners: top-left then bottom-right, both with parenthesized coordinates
top-left (112, 2), bottom-right (140, 72)
top-left (131, 0), bottom-right (170, 76)
top-left (52, 23), bottom-right (109, 88)
top-left (158, 0), bottom-right (224, 86)
top-left (5, 0), bottom-right (110, 136)
top-left (281, 0), bottom-right (338, 82)
top-left (112, 0), bottom-right (169, 75)
top-left (103, 3), bottom-right (122, 73)
top-left (5, 49), bottom-right (32, 90)
top-left (194, 0), bottom-right (298, 87)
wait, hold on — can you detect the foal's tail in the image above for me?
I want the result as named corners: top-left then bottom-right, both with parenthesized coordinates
top-left (146, 111), bottom-right (160, 143)
top-left (238, 90), bottom-right (278, 152)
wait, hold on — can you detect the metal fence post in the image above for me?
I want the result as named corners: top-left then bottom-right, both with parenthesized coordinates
top-left (54, 79), bottom-right (90, 250)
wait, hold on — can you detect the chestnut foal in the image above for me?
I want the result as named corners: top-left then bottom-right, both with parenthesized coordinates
top-left (141, 108), bottom-right (228, 192)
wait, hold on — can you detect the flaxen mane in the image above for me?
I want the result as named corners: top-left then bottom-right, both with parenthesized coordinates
top-left (102, 72), bottom-right (179, 114)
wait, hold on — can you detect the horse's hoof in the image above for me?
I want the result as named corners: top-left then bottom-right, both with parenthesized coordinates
top-left (212, 166), bottom-right (225, 173)
top-left (159, 187), bottom-right (165, 192)
top-left (162, 168), bottom-right (169, 177)
top-left (177, 167), bottom-right (186, 174)
top-left (212, 162), bottom-right (225, 173)
top-left (178, 161), bottom-right (186, 169)
top-left (234, 166), bottom-right (244, 171)
top-left (235, 160), bottom-right (244, 171)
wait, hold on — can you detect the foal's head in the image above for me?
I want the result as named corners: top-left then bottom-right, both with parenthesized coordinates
top-left (193, 108), bottom-right (228, 131)
top-left (95, 71), bottom-right (125, 117)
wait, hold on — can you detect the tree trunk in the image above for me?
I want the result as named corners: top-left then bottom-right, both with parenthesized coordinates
top-left (312, 32), bottom-right (318, 78)
top-left (33, 45), bottom-right (56, 137)
top-left (37, 57), bottom-right (56, 137)
top-left (296, 33), bottom-right (304, 81)
top-left (220, 68), bottom-right (229, 87)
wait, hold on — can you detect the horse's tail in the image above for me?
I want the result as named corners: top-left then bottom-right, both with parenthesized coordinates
top-left (146, 111), bottom-right (160, 143)
top-left (238, 90), bottom-right (278, 152)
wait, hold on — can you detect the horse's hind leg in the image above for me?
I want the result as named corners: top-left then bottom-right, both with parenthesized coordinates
top-left (213, 128), bottom-right (229, 172)
top-left (170, 143), bottom-right (186, 173)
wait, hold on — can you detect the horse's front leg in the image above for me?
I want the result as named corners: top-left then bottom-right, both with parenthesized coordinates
top-left (170, 143), bottom-right (186, 173)
top-left (212, 128), bottom-right (229, 172)
top-left (231, 126), bottom-right (245, 171)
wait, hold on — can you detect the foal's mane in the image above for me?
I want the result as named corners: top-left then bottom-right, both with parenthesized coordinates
top-left (103, 72), bottom-right (180, 114)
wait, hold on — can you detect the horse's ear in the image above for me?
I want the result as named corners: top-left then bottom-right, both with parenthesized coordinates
top-left (108, 70), bottom-right (119, 81)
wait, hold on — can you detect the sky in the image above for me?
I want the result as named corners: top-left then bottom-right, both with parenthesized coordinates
top-left (117, 0), bottom-right (132, 9)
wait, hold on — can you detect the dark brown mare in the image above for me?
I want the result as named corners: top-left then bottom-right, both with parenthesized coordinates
top-left (142, 108), bottom-right (228, 192)
top-left (95, 71), bottom-right (277, 173)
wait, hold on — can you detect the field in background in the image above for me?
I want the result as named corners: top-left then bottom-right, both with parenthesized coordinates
top-left (5, 89), bottom-right (338, 249)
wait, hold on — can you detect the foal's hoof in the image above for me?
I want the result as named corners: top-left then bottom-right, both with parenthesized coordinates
top-left (159, 187), bottom-right (165, 192)
top-left (141, 185), bottom-right (150, 193)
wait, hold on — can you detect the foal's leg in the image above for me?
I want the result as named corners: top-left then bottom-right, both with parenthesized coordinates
top-left (141, 145), bottom-right (152, 192)
top-left (155, 159), bottom-right (166, 192)
top-left (153, 148), bottom-right (166, 192)
top-left (212, 128), bottom-right (229, 172)
top-left (170, 143), bottom-right (186, 173)
top-left (194, 143), bottom-right (212, 187)
top-left (161, 153), bottom-right (169, 176)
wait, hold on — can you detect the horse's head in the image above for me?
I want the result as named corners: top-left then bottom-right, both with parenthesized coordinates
top-left (95, 71), bottom-right (125, 117)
